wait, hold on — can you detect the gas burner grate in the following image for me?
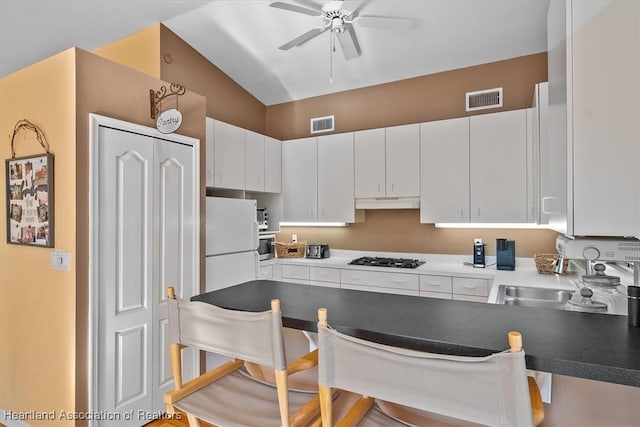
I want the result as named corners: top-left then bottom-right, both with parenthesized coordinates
top-left (349, 257), bottom-right (425, 269)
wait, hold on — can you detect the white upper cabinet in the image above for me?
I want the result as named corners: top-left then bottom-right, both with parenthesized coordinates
top-left (212, 120), bottom-right (245, 190)
top-left (318, 133), bottom-right (355, 222)
top-left (568, 0), bottom-right (639, 237)
top-left (385, 124), bottom-right (420, 198)
top-left (245, 130), bottom-right (265, 192)
top-left (354, 124), bottom-right (420, 200)
top-left (354, 128), bottom-right (386, 198)
top-left (420, 117), bottom-right (470, 223)
top-left (470, 109), bottom-right (529, 222)
top-left (282, 137), bottom-right (317, 222)
top-left (264, 136), bottom-right (282, 193)
top-left (205, 118), bottom-right (282, 194)
top-left (205, 117), bottom-right (215, 187)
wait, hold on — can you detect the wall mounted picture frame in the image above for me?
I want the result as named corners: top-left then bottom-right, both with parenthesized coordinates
top-left (6, 153), bottom-right (54, 247)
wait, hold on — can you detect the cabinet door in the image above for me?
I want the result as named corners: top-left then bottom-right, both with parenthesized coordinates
top-left (318, 133), bottom-right (355, 222)
top-left (570, 0), bottom-right (640, 237)
top-left (386, 124), bottom-right (420, 197)
top-left (205, 117), bottom-right (215, 187)
top-left (245, 130), bottom-right (265, 192)
top-left (265, 136), bottom-right (282, 193)
top-left (420, 117), bottom-right (470, 223)
top-left (354, 128), bottom-right (385, 198)
top-left (470, 109), bottom-right (528, 222)
top-left (282, 137), bottom-right (317, 222)
top-left (214, 120), bottom-right (245, 190)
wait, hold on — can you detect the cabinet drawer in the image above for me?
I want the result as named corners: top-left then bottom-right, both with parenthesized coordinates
top-left (419, 275), bottom-right (453, 294)
top-left (419, 291), bottom-right (453, 300)
top-left (342, 283), bottom-right (419, 296)
top-left (452, 277), bottom-right (489, 297)
top-left (259, 264), bottom-right (273, 280)
top-left (452, 294), bottom-right (488, 303)
top-left (340, 269), bottom-right (418, 291)
top-left (309, 280), bottom-right (340, 289)
top-left (281, 264), bottom-right (310, 280)
top-left (310, 267), bottom-right (340, 283)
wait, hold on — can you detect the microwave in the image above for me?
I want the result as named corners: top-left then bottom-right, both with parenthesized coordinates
top-left (257, 208), bottom-right (269, 230)
top-left (257, 234), bottom-right (275, 261)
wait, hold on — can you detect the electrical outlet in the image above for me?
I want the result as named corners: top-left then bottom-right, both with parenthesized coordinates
top-left (292, 234), bottom-right (298, 243)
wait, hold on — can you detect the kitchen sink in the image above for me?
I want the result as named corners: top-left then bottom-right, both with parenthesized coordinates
top-left (496, 285), bottom-right (575, 310)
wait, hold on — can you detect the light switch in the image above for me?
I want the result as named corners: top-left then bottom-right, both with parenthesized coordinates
top-left (51, 251), bottom-right (70, 271)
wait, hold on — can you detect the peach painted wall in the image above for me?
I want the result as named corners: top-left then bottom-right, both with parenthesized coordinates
top-left (92, 24), bottom-right (161, 79)
top-left (0, 49), bottom-right (77, 426)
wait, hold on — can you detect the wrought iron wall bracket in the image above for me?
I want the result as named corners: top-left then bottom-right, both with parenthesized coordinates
top-left (150, 83), bottom-right (186, 119)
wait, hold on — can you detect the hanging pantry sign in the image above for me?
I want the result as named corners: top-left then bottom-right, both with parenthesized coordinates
top-left (156, 108), bottom-right (183, 134)
top-left (150, 83), bottom-right (186, 134)
top-left (5, 119), bottom-right (54, 247)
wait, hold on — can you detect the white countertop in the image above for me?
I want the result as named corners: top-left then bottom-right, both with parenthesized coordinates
top-left (272, 249), bottom-right (584, 302)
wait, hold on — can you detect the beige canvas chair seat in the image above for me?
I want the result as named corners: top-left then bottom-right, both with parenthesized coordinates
top-left (173, 369), bottom-right (316, 426)
top-left (315, 308), bottom-right (544, 427)
top-left (164, 287), bottom-right (321, 427)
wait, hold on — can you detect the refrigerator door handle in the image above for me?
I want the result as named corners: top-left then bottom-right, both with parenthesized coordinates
top-left (253, 221), bottom-right (259, 249)
top-left (254, 251), bottom-right (260, 278)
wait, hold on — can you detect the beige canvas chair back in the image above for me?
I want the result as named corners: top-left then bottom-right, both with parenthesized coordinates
top-left (318, 323), bottom-right (534, 427)
top-left (167, 296), bottom-right (286, 370)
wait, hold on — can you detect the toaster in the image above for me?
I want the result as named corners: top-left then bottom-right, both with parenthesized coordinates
top-left (306, 243), bottom-right (330, 259)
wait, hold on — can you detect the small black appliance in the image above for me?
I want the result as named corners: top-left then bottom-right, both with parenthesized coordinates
top-left (473, 238), bottom-right (486, 268)
top-left (496, 238), bottom-right (516, 271)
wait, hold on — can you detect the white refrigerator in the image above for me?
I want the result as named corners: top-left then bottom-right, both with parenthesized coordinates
top-left (205, 197), bottom-right (259, 292)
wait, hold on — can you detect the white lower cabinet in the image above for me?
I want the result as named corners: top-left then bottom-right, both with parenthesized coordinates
top-left (419, 275), bottom-right (489, 302)
top-left (278, 262), bottom-right (490, 301)
top-left (310, 267), bottom-right (340, 286)
top-left (419, 274), bottom-right (453, 295)
top-left (340, 269), bottom-right (419, 293)
top-left (259, 264), bottom-right (274, 280)
top-left (343, 283), bottom-right (420, 296)
top-left (452, 277), bottom-right (489, 302)
top-left (281, 264), bottom-right (310, 282)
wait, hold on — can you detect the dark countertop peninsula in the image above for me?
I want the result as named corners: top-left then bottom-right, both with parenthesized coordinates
top-left (192, 280), bottom-right (640, 387)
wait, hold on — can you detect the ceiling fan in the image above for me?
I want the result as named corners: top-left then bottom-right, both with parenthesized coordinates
top-left (270, 0), bottom-right (412, 60)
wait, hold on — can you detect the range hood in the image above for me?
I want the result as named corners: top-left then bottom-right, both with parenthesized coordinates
top-left (355, 197), bottom-right (420, 210)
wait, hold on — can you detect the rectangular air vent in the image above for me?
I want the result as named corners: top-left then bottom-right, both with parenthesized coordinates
top-left (466, 87), bottom-right (503, 112)
top-left (310, 115), bottom-right (335, 134)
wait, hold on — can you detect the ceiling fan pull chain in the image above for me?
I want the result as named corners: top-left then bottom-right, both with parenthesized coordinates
top-left (329, 31), bottom-right (334, 84)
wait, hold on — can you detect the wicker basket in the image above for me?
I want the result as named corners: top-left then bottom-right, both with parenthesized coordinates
top-left (534, 253), bottom-right (568, 275)
top-left (275, 241), bottom-right (306, 258)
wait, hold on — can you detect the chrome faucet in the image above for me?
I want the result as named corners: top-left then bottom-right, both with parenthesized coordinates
top-left (633, 262), bottom-right (640, 286)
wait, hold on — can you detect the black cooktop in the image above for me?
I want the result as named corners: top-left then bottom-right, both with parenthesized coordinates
top-left (349, 256), bottom-right (425, 269)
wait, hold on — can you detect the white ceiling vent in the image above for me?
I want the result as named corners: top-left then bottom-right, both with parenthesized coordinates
top-left (466, 87), bottom-right (503, 112)
top-left (310, 115), bottom-right (335, 134)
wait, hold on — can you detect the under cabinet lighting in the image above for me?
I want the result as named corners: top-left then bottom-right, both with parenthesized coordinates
top-left (435, 223), bottom-right (549, 229)
top-left (280, 222), bottom-right (347, 227)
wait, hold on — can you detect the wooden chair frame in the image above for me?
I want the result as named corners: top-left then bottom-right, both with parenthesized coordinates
top-left (164, 286), bottom-right (322, 427)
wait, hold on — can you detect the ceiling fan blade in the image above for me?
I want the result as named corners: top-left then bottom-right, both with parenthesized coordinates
top-left (291, 0), bottom-right (323, 11)
top-left (354, 16), bottom-right (413, 30)
top-left (351, 0), bottom-right (371, 18)
top-left (279, 27), bottom-right (326, 50)
top-left (336, 24), bottom-right (361, 60)
top-left (269, 1), bottom-right (321, 17)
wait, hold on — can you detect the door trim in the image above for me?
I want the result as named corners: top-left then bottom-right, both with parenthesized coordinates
top-left (88, 114), bottom-right (200, 423)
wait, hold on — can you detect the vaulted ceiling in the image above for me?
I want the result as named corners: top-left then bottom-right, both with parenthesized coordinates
top-left (1, 0), bottom-right (550, 105)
